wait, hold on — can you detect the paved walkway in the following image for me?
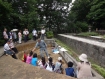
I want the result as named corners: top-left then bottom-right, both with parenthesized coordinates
top-left (59, 34), bottom-right (105, 48)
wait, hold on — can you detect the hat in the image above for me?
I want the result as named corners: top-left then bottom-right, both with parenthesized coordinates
top-left (58, 57), bottom-right (62, 61)
top-left (79, 53), bottom-right (88, 62)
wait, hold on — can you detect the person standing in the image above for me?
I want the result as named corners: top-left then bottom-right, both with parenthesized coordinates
top-left (13, 31), bottom-right (17, 43)
top-left (32, 39), bottom-right (49, 58)
top-left (77, 53), bottom-right (92, 78)
top-left (23, 28), bottom-right (28, 42)
top-left (32, 28), bottom-right (37, 41)
top-left (26, 29), bottom-right (29, 40)
top-left (18, 30), bottom-right (22, 44)
top-left (41, 28), bottom-right (45, 40)
top-left (9, 30), bottom-right (13, 40)
top-left (3, 28), bottom-right (8, 43)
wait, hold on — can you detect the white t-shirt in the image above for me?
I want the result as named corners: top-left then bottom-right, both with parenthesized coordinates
top-left (4, 43), bottom-right (10, 51)
top-left (41, 29), bottom-right (45, 34)
top-left (23, 31), bottom-right (29, 35)
top-left (32, 30), bottom-right (37, 36)
top-left (46, 62), bottom-right (53, 72)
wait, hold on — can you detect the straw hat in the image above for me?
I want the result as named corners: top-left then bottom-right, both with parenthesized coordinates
top-left (79, 53), bottom-right (88, 62)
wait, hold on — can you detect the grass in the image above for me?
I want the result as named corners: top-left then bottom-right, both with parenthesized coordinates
top-left (54, 38), bottom-right (105, 78)
top-left (54, 38), bottom-right (79, 60)
top-left (78, 32), bottom-right (99, 37)
top-left (92, 64), bottom-right (105, 78)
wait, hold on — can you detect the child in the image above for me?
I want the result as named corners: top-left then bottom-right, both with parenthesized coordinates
top-left (26, 51), bottom-right (33, 64)
top-left (31, 53), bottom-right (38, 66)
top-left (54, 57), bottom-right (63, 74)
top-left (38, 57), bottom-right (47, 68)
top-left (65, 61), bottom-right (75, 77)
top-left (46, 57), bottom-right (55, 72)
top-left (22, 51), bottom-right (27, 62)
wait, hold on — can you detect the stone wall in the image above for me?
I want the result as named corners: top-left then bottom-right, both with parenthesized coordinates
top-left (57, 35), bottom-right (105, 68)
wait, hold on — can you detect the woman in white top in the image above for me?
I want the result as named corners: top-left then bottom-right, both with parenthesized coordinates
top-left (18, 30), bottom-right (22, 44)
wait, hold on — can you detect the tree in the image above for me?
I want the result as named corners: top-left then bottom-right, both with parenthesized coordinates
top-left (36, 0), bottom-right (72, 33)
top-left (0, 0), bottom-right (12, 45)
top-left (67, 0), bottom-right (93, 32)
top-left (87, 0), bottom-right (105, 30)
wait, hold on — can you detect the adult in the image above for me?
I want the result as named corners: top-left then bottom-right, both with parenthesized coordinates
top-left (13, 31), bottom-right (17, 43)
top-left (32, 39), bottom-right (49, 58)
top-left (3, 28), bottom-right (8, 43)
top-left (9, 39), bottom-right (18, 53)
top-left (32, 28), bottom-right (37, 41)
top-left (4, 40), bottom-right (17, 59)
top-left (9, 30), bottom-right (13, 40)
top-left (26, 29), bottom-right (29, 40)
top-left (40, 28), bottom-right (45, 40)
top-left (23, 28), bottom-right (28, 42)
top-left (77, 53), bottom-right (92, 78)
top-left (18, 30), bottom-right (22, 44)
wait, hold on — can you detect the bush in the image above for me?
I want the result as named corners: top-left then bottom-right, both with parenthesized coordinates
top-left (46, 31), bottom-right (54, 38)
top-left (78, 32), bottom-right (99, 37)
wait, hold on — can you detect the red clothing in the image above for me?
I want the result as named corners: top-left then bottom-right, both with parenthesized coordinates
top-left (22, 53), bottom-right (27, 62)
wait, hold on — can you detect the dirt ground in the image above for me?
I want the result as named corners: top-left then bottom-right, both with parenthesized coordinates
top-left (17, 42), bottom-right (67, 74)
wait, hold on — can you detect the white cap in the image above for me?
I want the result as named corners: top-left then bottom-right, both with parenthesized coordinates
top-left (58, 57), bottom-right (62, 61)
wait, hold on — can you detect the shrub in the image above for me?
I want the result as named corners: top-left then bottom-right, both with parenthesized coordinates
top-left (46, 31), bottom-right (54, 38)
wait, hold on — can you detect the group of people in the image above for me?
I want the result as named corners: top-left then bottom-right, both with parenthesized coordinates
top-left (3, 28), bottom-right (92, 79)
top-left (22, 39), bottom-right (93, 79)
top-left (3, 27), bottom-right (46, 44)
top-left (22, 50), bottom-right (64, 73)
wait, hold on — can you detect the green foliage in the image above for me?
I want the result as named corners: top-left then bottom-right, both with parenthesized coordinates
top-left (76, 21), bottom-right (88, 32)
top-left (46, 31), bottom-right (54, 38)
top-left (78, 32), bottom-right (99, 37)
top-left (0, 30), bottom-right (5, 46)
top-left (92, 64), bottom-right (105, 78)
top-left (36, 0), bottom-right (72, 32)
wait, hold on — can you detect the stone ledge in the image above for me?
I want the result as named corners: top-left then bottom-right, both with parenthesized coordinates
top-left (0, 56), bottom-right (76, 79)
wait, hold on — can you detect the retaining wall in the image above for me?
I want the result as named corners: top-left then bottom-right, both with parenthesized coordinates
top-left (57, 34), bottom-right (105, 68)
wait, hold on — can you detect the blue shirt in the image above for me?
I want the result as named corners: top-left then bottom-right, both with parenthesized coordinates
top-left (65, 67), bottom-right (74, 77)
top-left (31, 58), bottom-right (38, 66)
